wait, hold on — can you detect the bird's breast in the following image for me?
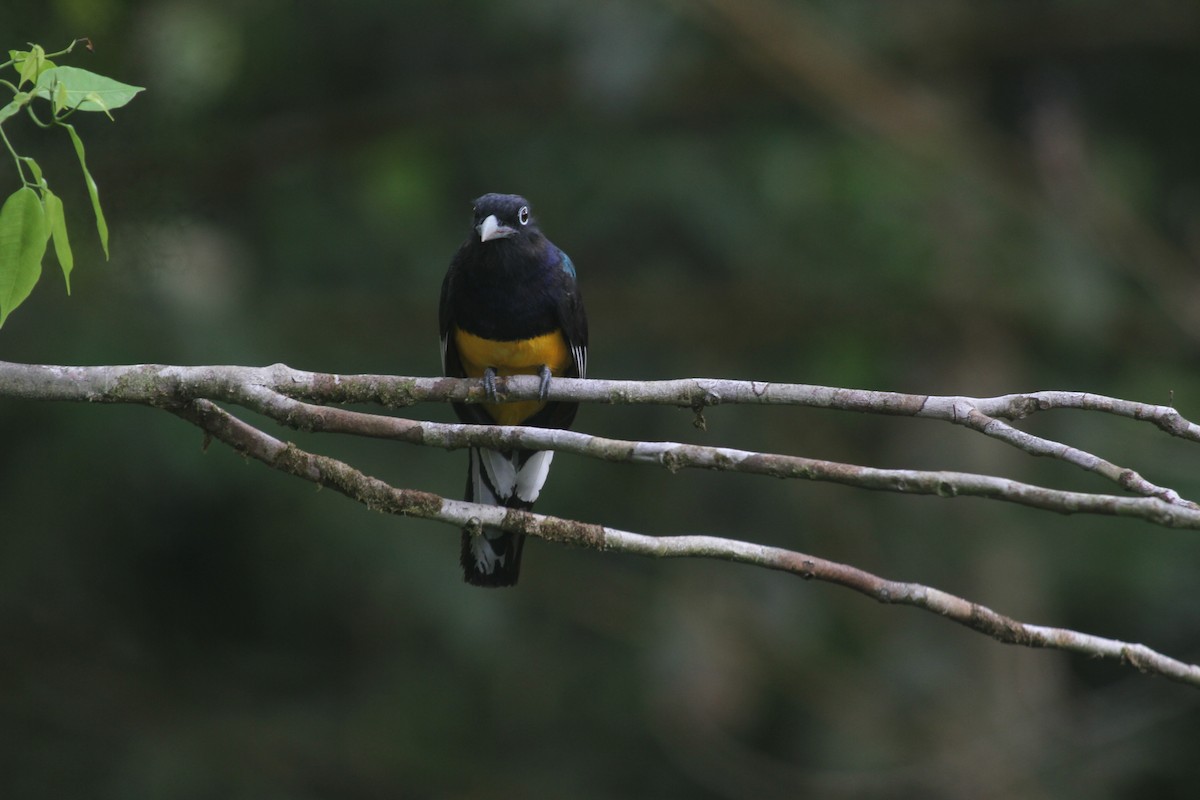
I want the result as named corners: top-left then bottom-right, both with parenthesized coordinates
top-left (453, 327), bottom-right (571, 424)
top-left (454, 327), bottom-right (569, 375)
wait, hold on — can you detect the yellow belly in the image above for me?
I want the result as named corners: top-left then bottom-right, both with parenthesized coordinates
top-left (454, 327), bottom-right (570, 425)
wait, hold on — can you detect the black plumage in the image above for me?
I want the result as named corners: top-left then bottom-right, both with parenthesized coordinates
top-left (439, 193), bottom-right (588, 587)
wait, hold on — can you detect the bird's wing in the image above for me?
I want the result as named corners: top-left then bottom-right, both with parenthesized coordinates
top-left (439, 254), bottom-right (463, 378)
top-left (553, 248), bottom-right (589, 380)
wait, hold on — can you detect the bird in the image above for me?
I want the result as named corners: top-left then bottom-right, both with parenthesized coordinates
top-left (439, 193), bottom-right (588, 587)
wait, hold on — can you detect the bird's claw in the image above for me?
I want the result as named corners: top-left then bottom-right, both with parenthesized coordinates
top-left (537, 365), bottom-right (552, 402)
top-left (483, 367), bottom-right (499, 403)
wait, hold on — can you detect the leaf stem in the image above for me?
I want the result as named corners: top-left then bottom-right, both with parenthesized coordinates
top-left (0, 123), bottom-right (32, 186)
top-left (24, 104), bottom-right (52, 129)
top-left (44, 39), bottom-right (86, 60)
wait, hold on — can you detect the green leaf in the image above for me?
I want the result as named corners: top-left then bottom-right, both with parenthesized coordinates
top-left (10, 46), bottom-right (56, 87)
top-left (17, 51), bottom-right (38, 88)
top-left (41, 187), bottom-right (73, 294)
top-left (0, 91), bottom-right (33, 124)
top-left (53, 82), bottom-right (68, 115)
top-left (62, 123), bottom-right (108, 259)
top-left (0, 98), bottom-right (22, 124)
top-left (82, 91), bottom-right (114, 121)
top-left (34, 66), bottom-right (144, 114)
top-left (21, 156), bottom-right (44, 187)
top-left (0, 187), bottom-right (48, 328)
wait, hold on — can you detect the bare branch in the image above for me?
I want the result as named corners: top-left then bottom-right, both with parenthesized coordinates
top-left (229, 383), bottom-right (1200, 530)
top-left (4, 360), bottom-right (1194, 441)
top-left (168, 397), bottom-right (1200, 689)
top-left (1, 360), bottom-right (1196, 520)
top-left (4, 358), bottom-right (1199, 685)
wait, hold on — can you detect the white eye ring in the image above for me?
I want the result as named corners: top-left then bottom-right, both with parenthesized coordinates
top-left (518, 206), bottom-right (530, 225)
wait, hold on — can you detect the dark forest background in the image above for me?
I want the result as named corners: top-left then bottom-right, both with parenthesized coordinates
top-left (3, 1), bottom-right (1200, 797)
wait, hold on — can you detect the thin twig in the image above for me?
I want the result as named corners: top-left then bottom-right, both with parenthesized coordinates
top-left (5, 358), bottom-right (1199, 684)
top-left (220, 382), bottom-right (1200, 530)
top-left (168, 396), bottom-right (1200, 689)
top-left (1, 361), bottom-right (1195, 510)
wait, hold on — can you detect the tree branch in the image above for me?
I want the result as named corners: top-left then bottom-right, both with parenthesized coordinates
top-left (1, 360), bottom-right (1195, 516)
top-left (168, 396), bottom-right (1200, 689)
top-left (215, 380), bottom-right (1200, 530)
top-left (3, 359), bottom-right (1199, 686)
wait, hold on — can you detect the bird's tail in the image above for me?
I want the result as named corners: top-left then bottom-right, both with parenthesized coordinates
top-left (460, 446), bottom-right (555, 587)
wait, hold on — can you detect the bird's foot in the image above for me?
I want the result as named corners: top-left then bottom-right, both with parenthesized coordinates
top-left (537, 364), bottom-right (552, 402)
top-left (483, 367), bottom-right (499, 403)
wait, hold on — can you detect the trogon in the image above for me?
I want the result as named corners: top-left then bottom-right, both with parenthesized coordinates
top-left (439, 193), bottom-right (588, 587)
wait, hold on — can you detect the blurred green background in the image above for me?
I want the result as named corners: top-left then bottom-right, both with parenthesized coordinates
top-left (3, 0), bottom-right (1200, 797)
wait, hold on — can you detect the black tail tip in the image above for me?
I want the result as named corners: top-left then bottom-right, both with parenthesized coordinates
top-left (463, 567), bottom-right (520, 588)
top-left (460, 531), bottom-right (525, 588)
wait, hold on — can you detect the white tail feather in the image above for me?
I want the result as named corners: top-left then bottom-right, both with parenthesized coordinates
top-left (479, 448), bottom-right (517, 499)
top-left (470, 448), bottom-right (498, 505)
top-left (516, 450), bottom-right (554, 503)
top-left (469, 530), bottom-right (507, 574)
top-left (471, 447), bottom-right (555, 505)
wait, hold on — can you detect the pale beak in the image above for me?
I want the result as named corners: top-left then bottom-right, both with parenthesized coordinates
top-left (477, 214), bottom-right (516, 242)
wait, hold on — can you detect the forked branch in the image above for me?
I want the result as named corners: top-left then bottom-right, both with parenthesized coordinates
top-left (2, 359), bottom-right (1198, 687)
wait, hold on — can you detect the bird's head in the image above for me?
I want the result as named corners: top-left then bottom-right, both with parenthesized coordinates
top-left (471, 193), bottom-right (538, 244)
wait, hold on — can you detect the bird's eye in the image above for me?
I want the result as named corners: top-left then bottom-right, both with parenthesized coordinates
top-left (518, 206), bottom-right (530, 225)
